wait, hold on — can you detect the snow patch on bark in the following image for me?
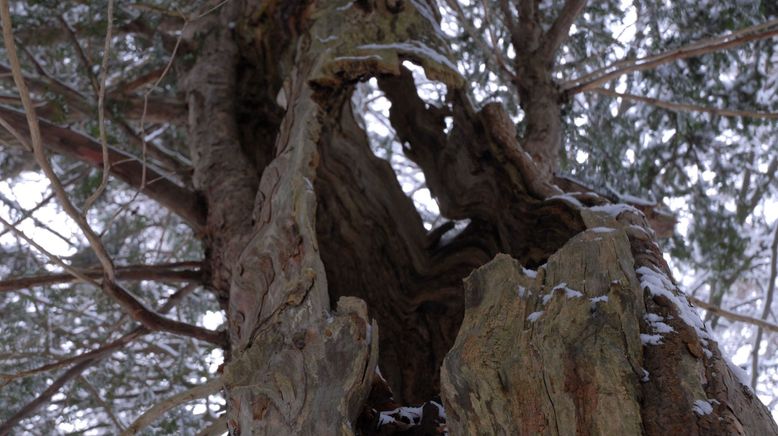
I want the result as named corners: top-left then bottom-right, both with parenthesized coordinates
top-left (358, 41), bottom-right (458, 72)
top-left (527, 311), bottom-right (544, 322)
top-left (640, 333), bottom-right (664, 345)
top-left (377, 406), bottom-right (423, 429)
top-left (692, 399), bottom-right (717, 415)
top-left (636, 266), bottom-right (711, 344)
top-left (542, 283), bottom-right (583, 304)
top-left (644, 313), bottom-right (675, 335)
top-left (726, 358), bottom-right (754, 394)
top-left (590, 203), bottom-right (639, 217)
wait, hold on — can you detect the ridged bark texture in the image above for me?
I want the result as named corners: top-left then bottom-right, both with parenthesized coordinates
top-left (441, 207), bottom-right (778, 435)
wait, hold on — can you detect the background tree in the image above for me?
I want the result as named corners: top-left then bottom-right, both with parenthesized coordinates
top-left (0, 0), bottom-right (777, 434)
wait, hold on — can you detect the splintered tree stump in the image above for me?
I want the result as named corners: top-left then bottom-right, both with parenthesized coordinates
top-left (441, 207), bottom-right (778, 435)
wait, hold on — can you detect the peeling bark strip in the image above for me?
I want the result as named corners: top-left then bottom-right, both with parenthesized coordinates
top-left (441, 205), bottom-right (778, 435)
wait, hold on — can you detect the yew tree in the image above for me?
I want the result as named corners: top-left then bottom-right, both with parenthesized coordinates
top-left (1, 0), bottom-right (778, 434)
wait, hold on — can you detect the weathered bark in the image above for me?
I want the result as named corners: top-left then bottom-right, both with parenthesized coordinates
top-left (178, 0), bottom-right (778, 434)
top-left (441, 205), bottom-right (778, 435)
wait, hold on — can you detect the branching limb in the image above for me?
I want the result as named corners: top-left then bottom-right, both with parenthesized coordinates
top-left (564, 18), bottom-right (778, 94)
top-left (0, 357), bottom-right (99, 435)
top-left (121, 377), bottom-right (224, 436)
top-left (0, 215), bottom-right (100, 288)
top-left (442, 0), bottom-right (515, 81)
top-left (593, 88), bottom-right (778, 120)
top-left (0, 328), bottom-right (145, 385)
top-left (2, 1), bottom-right (116, 277)
top-left (541, 0), bottom-right (587, 59)
top-left (0, 106), bottom-right (205, 231)
top-left (0, 282), bottom-right (200, 384)
top-left (102, 281), bottom-right (226, 346)
top-left (0, 188), bottom-right (218, 347)
top-left (57, 15), bottom-right (100, 95)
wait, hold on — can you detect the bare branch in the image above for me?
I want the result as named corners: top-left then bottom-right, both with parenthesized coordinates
top-left (564, 18), bottom-right (778, 94)
top-left (442, 0), bottom-right (516, 81)
top-left (0, 282), bottom-right (199, 384)
top-left (57, 15), bottom-right (100, 95)
top-left (593, 88), bottom-right (778, 120)
top-left (111, 67), bottom-right (167, 94)
top-left (122, 378), bottom-right (224, 436)
top-left (83, 0), bottom-right (116, 212)
top-left (0, 281), bottom-right (203, 433)
top-left (688, 296), bottom-right (778, 334)
top-left (0, 357), bottom-right (98, 435)
top-left (1, 0), bottom-right (116, 277)
top-left (0, 328), bottom-right (145, 384)
top-left (0, 215), bottom-right (100, 288)
top-left (102, 280), bottom-right (226, 346)
top-left (196, 414), bottom-right (227, 436)
top-left (541, 0), bottom-right (587, 59)
top-left (751, 223), bottom-right (778, 388)
top-left (77, 375), bottom-right (127, 431)
top-left (0, 262), bottom-right (203, 293)
top-left (0, 106), bottom-right (205, 231)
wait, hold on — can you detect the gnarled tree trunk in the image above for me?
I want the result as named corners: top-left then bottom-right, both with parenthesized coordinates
top-left (182, 0), bottom-right (778, 434)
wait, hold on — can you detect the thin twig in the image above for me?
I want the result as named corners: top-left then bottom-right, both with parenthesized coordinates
top-left (751, 223), bottom-right (778, 388)
top-left (108, 23), bottom-right (187, 228)
top-left (0, 215), bottom-right (100, 288)
top-left (688, 296), bottom-right (778, 333)
top-left (1, 0), bottom-right (116, 277)
top-left (0, 262), bottom-right (203, 293)
top-left (564, 18), bottom-right (778, 94)
top-left (77, 374), bottom-right (127, 431)
top-left (121, 377), bottom-right (224, 436)
top-left (57, 15), bottom-right (100, 94)
top-left (83, 0), bottom-right (116, 212)
top-left (0, 357), bottom-right (98, 435)
top-left (593, 88), bottom-right (778, 120)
